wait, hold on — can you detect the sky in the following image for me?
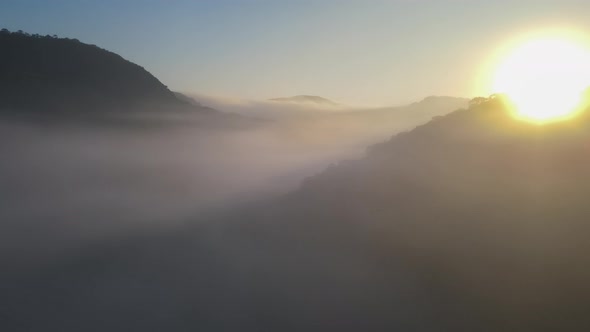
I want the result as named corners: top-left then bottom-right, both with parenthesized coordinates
top-left (2, 0), bottom-right (590, 106)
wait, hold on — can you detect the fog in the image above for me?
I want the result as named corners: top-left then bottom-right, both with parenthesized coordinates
top-left (0, 120), bottom-right (311, 267)
top-left (4, 98), bottom-right (590, 331)
top-left (0, 94), bottom-right (475, 331)
top-left (0, 97), bottom-right (464, 270)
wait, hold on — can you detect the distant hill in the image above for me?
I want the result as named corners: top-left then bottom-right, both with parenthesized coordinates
top-left (413, 95), bottom-right (469, 108)
top-left (269, 95), bottom-right (340, 107)
top-left (277, 95), bottom-right (470, 148)
top-left (0, 29), bottom-right (209, 115)
top-left (359, 95), bottom-right (469, 116)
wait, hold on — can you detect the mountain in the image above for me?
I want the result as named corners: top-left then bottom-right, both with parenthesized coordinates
top-left (271, 95), bottom-right (470, 150)
top-left (270, 95), bottom-right (341, 107)
top-left (0, 29), bottom-right (210, 116)
top-left (214, 95), bottom-right (590, 330)
top-left (353, 95), bottom-right (469, 118)
top-left (265, 95), bottom-right (590, 330)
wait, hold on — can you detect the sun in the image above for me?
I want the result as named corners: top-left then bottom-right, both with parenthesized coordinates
top-left (491, 31), bottom-right (590, 122)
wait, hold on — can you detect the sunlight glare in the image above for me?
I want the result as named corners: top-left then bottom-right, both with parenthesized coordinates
top-left (492, 32), bottom-right (590, 122)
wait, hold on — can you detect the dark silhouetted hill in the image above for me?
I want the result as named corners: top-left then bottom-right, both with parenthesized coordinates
top-left (0, 29), bottom-right (211, 115)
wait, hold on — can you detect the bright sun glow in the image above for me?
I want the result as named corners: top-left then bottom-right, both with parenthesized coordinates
top-left (492, 31), bottom-right (590, 122)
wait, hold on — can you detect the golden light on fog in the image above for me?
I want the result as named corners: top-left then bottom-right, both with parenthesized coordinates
top-left (491, 31), bottom-right (590, 123)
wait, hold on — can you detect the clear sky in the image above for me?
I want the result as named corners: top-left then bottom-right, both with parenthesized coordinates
top-left (2, 0), bottom-right (590, 105)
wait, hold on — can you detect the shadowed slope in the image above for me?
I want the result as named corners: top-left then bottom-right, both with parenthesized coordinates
top-left (283, 95), bottom-right (590, 330)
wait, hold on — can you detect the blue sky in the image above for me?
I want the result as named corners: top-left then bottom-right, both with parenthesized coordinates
top-left (2, 0), bottom-right (590, 105)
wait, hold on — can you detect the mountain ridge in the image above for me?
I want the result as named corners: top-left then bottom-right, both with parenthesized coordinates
top-left (0, 29), bottom-right (205, 115)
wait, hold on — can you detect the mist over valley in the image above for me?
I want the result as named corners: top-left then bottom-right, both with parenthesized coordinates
top-left (3, 3), bottom-right (590, 330)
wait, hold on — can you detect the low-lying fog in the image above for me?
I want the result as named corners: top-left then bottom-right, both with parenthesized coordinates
top-left (0, 96), bottom-right (466, 269)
